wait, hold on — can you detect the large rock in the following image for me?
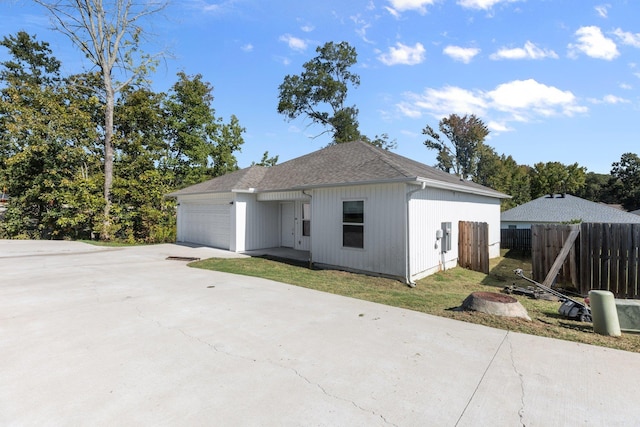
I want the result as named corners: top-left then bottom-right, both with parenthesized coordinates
top-left (459, 291), bottom-right (531, 321)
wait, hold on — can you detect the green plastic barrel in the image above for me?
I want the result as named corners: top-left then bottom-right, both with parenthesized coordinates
top-left (589, 290), bottom-right (621, 337)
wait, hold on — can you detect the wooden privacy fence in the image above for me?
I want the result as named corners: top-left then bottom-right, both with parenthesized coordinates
top-left (531, 223), bottom-right (640, 298)
top-left (458, 221), bottom-right (489, 274)
top-left (531, 224), bottom-right (580, 287)
top-left (580, 223), bottom-right (640, 298)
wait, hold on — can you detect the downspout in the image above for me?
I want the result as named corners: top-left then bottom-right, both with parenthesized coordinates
top-left (302, 190), bottom-right (313, 269)
top-left (405, 182), bottom-right (427, 287)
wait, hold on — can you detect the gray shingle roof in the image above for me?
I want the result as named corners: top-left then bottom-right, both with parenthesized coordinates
top-left (501, 194), bottom-right (640, 224)
top-left (168, 141), bottom-right (508, 198)
top-left (166, 166), bottom-right (268, 196)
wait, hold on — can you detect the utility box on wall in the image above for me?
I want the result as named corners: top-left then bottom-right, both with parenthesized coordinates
top-left (441, 222), bottom-right (452, 253)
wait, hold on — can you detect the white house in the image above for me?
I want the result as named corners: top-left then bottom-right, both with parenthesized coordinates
top-left (167, 141), bottom-right (508, 284)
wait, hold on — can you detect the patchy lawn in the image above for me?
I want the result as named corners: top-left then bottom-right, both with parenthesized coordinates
top-left (190, 250), bottom-right (640, 353)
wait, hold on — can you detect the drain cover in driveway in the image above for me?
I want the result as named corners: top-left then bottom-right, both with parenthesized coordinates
top-left (166, 256), bottom-right (200, 261)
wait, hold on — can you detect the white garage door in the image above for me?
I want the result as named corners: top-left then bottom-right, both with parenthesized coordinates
top-left (179, 201), bottom-right (231, 249)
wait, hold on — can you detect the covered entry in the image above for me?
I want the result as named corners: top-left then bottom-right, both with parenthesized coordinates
top-left (279, 201), bottom-right (310, 251)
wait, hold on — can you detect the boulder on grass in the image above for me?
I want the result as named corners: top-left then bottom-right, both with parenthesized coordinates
top-left (459, 291), bottom-right (531, 321)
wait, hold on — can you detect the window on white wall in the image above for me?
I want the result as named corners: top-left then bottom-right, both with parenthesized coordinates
top-left (302, 203), bottom-right (311, 236)
top-left (343, 200), bottom-right (364, 248)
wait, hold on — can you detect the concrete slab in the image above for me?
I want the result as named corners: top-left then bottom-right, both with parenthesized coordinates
top-left (1, 240), bottom-right (639, 426)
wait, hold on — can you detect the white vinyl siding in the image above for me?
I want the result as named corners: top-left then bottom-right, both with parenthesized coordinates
top-left (311, 183), bottom-right (406, 278)
top-left (408, 187), bottom-right (501, 281)
top-left (232, 193), bottom-right (279, 252)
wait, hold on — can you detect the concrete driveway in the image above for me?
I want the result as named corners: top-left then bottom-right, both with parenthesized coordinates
top-left (1, 240), bottom-right (638, 426)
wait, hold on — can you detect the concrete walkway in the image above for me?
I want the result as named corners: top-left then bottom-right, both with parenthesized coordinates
top-left (1, 240), bottom-right (637, 426)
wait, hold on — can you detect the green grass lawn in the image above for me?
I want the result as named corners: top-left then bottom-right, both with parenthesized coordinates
top-left (190, 250), bottom-right (640, 353)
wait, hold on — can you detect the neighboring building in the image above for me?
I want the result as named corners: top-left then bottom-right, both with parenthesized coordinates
top-left (501, 194), bottom-right (640, 229)
top-left (167, 141), bottom-right (508, 284)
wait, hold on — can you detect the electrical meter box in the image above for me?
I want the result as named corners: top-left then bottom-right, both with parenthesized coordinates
top-left (440, 222), bottom-right (452, 253)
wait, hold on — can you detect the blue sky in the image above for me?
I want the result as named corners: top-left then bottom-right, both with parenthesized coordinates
top-left (2, 0), bottom-right (640, 174)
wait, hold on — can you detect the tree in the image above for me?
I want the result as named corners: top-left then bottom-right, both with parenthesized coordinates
top-left (164, 72), bottom-right (245, 187)
top-left (423, 114), bottom-right (489, 179)
top-left (277, 41), bottom-right (361, 144)
top-left (529, 161), bottom-right (586, 199)
top-left (574, 172), bottom-right (612, 203)
top-left (610, 153), bottom-right (640, 210)
top-left (473, 146), bottom-right (531, 210)
top-left (33, 0), bottom-right (168, 240)
top-left (360, 133), bottom-right (397, 150)
top-left (0, 31), bottom-right (60, 87)
top-left (252, 151), bottom-right (279, 167)
top-left (0, 36), bottom-right (100, 238)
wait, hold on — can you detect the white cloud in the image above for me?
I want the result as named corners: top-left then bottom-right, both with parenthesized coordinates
top-left (457, 0), bottom-right (519, 10)
top-left (568, 26), bottom-right (619, 60)
top-left (443, 45), bottom-right (480, 63)
top-left (386, 0), bottom-right (438, 15)
top-left (613, 28), bottom-right (640, 48)
top-left (300, 24), bottom-right (315, 33)
top-left (487, 121), bottom-right (512, 133)
top-left (384, 6), bottom-right (401, 18)
top-left (400, 86), bottom-right (488, 119)
top-left (488, 79), bottom-right (586, 116)
top-left (490, 41), bottom-right (558, 60)
top-left (192, 0), bottom-right (238, 14)
top-left (279, 34), bottom-right (308, 52)
top-left (603, 94), bottom-right (630, 103)
top-left (589, 94), bottom-right (630, 104)
top-left (397, 79), bottom-right (587, 125)
top-left (241, 43), bottom-right (253, 53)
top-left (620, 83), bottom-right (632, 90)
top-left (397, 103), bottom-right (423, 118)
top-left (595, 4), bottom-right (610, 18)
top-left (351, 14), bottom-right (373, 43)
top-left (378, 42), bottom-right (426, 65)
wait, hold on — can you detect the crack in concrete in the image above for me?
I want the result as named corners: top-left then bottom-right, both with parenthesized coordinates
top-left (285, 365), bottom-right (398, 427)
top-left (455, 331), bottom-right (509, 427)
top-left (506, 333), bottom-right (526, 427)
top-left (135, 306), bottom-right (397, 426)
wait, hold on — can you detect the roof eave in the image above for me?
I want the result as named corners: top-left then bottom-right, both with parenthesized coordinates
top-left (165, 189), bottom-right (236, 198)
top-left (416, 177), bottom-right (510, 199)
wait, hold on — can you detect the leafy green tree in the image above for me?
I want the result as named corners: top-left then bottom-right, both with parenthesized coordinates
top-left (609, 153), bottom-right (640, 211)
top-left (529, 161), bottom-right (586, 198)
top-left (360, 133), bottom-right (398, 150)
top-left (0, 33), bottom-right (102, 238)
top-left (0, 31), bottom-right (60, 87)
top-left (164, 72), bottom-right (244, 187)
top-left (252, 151), bottom-right (279, 167)
top-left (0, 77), bottom-right (100, 238)
top-left (34, 0), bottom-right (168, 240)
top-left (423, 114), bottom-right (489, 179)
top-left (277, 41), bottom-right (361, 144)
top-left (473, 146), bottom-right (531, 210)
top-left (111, 85), bottom-right (173, 241)
top-left (575, 172), bottom-right (613, 203)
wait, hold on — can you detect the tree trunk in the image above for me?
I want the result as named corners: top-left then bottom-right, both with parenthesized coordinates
top-left (101, 74), bottom-right (114, 240)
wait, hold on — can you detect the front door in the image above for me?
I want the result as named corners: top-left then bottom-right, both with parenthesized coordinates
top-left (280, 202), bottom-right (295, 247)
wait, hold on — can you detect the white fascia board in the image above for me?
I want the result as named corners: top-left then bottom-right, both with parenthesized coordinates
top-left (416, 177), bottom-right (510, 199)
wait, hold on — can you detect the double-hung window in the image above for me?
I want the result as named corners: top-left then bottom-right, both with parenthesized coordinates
top-left (302, 203), bottom-right (311, 237)
top-left (342, 200), bottom-right (364, 248)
